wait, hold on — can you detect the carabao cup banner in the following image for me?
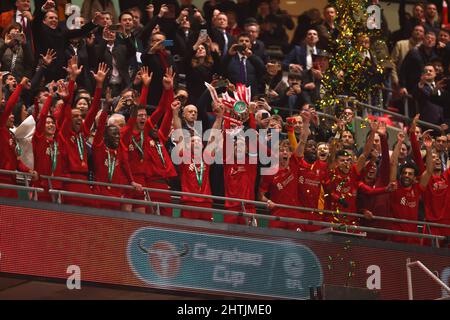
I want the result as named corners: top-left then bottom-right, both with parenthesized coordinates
top-left (1, 203), bottom-right (450, 299)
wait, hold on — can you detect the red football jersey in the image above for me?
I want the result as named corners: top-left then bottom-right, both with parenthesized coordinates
top-left (423, 170), bottom-right (450, 223)
top-left (224, 162), bottom-right (257, 208)
top-left (298, 158), bottom-right (327, 210)
top-left (179, 149), bottom-right (213, 203)
top-left (259, 156), bottom-right (301, 211)
top-left (389, 182), bottom-right (424, 243)
top-left (323, 165), bottom-right (361, 224)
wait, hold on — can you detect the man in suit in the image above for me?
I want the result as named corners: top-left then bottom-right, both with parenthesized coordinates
top-left (32, 0), bottom-right (101, 82)
top-left (390, 24), bottom-right (425, 89)
top-left (210, 12), bottom-right (235, 57)
top-left (141, 32), bottom-right (173, 106)
top-left (399, 31), bottom-right (439, 99)
top-left (414, 64), bottom-right (446, 125)
top-left (316, 4), bottom-right (337, 51)
top-left (282, 28), bottom-right (323, 73)
top-left (95, 26), bottom-right (137, 97)
top-left (222, 32), bottom-right (266, 95)
top-left (244, 19), bottom-right (267, 63)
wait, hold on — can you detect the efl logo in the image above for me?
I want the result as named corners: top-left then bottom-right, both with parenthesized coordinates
top-left (138, 240), bottom-right (189, 279)
top-left (367, 5), bottom-right (381, 30)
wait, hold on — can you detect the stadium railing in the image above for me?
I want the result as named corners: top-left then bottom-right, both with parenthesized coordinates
top-left (0, 168), bottom-right (448, 245)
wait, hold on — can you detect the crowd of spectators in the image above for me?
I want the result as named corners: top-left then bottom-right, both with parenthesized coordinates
top-left (0, 0), bottom-right (449, 246)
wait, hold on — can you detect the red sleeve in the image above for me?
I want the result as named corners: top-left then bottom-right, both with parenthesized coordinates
top-left (259, 175), bottom-right (272, 194)
top-left (93, 110), bottom-right (108, 147)
top-left (248, 112), bottom-right (256, 130)
top-left (120, 146), bottom-right (133, 183)
top-left (0, 84), bottom-right (23, 127)
top-left (409, 130), bottom-right (425, 174)
top-left (148, 88), bottom-right (170, 127)
top-left (83, 87), bottom-right (102, 134)
top-left (139, 84), bottom-right (149, 106)
top-left (121, 115), bottom-right (136, 145)
top-left (358, 182), bottom-right (387, 195)
top-left (158, 90), bottom-right (174, 142)
top-left (57, 80), bottom-right (76, 129)
top-left (377, 133), bottom-right (390, 186)
top-left (35, 94), bottom-right (53, 137)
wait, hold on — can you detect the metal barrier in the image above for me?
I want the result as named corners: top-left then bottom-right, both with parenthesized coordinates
top-left (0, 168), bottom-right (448, 243)
top-left (406, 258), bottom-right (450, 300)
top-left (335, 95), bottom-right (442, 131)
top-left (46, 188), bottom-right (445, 242)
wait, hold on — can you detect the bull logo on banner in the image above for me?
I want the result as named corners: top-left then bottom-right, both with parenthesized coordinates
top-left (138, 239), bottom-right (189, 279)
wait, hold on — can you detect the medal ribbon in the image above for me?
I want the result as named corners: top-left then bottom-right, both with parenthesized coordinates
top-left (132, 131), bottom-right (144, 160)
top-left (155, 141), bottom-right (166, 167)
top-left (193, 159), bottom-right (204, 187)
top-left (49, 140), bottom-right (58, 173)
top-left (75, 133), bottom-right (85, 162)
top-left (107, 149), bottom-right (116, 182)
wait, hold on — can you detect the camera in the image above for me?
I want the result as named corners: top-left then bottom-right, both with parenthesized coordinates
top-left (123, 98), bottom-right (134, 107)
top-left (235, 44), bottom-right (246, 53)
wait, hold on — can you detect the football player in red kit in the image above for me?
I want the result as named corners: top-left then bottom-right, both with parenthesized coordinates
top-left (290, 111), bottom-right (328, 231)
top-left (58, 57), bottom-right (104, 207)
top-left (322, 120), bottom-right (379, 227)
top-left (358, 121), bottom-right (393, 240)
top-left (0, 77), bottom-right (38, 198)
top-left (172, 100), bottom-right (224, 221)
top-left (222, 102), bottom-right (258, 225)
top-left (32, 86), bottom-right (62, 202)
top-left (92, 94), bottom-right (142, 211)
top-left (389, 131), bottom-right (433, 244)
top-left (259, 139), bottom-right (303, 231)
top-left (121, 67), bottom-right (177, 215)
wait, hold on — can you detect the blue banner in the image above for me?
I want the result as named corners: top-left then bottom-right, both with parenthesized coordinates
top-left (127, 227), bottom-right (323, 299)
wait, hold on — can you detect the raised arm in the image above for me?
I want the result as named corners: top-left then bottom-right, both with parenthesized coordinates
top-left (121, 103), bottom-right (138, 144)
top-left (409, 114), bottom-right (426, 174)
top-left (148, 67), bottom-right (174, 127)
top-left (294, 112), bottom-right (311, 158)
top-left (419, 132), bottom-right (434, 188)
top-left (60, 56), bottom-right (83, 133)
top-left (377, 121), bottom-right (391, 186)
top-left (0, 79), bottom-right (25, 126)
top-left (390, 131), bottom-right (405, 182)
top-left (356, 120), bottom-right (378, 173)
top-left (157, 69), bottom-right (174, 141)
top-left (93, 106), bottom-right (108, 147)
top-left (138, 66), bottom-right (152, 106)
top-left (84, 62), bottom-right (110, 133)
top-left (35, 92), bottom-right (54, 136)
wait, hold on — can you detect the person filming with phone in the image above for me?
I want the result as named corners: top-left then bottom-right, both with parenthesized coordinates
top-left (0, 23), bottom-right (34, 79)
top-left (222, 32), bottom-right (266, 95)
top-left (141, 31), bottom-right (174, 106)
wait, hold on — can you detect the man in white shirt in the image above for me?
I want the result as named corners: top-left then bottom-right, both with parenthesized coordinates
top-left (282, 29), bottom-right (322, 73)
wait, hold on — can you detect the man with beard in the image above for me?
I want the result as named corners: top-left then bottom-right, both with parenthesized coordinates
top-left (389, 131), bottom-right (433, 244)
top-left (59, 58), bottom-right (105, 207)
top-left (358, 121), bottom-right (392, 240)
top-left (92, 93), bottom-right (142, 211)
top-left (222, 105), bottom-right (258, 225)
top-left (289, 111), bottom-right (327, 231)
top-left (322, 120), bottom-right (379, 228)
